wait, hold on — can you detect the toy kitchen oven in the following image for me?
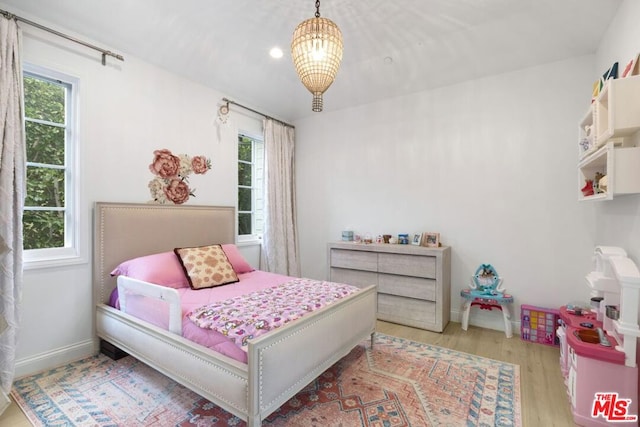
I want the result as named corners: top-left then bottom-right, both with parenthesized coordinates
top-left (557, 246), bottom-right (639, 426)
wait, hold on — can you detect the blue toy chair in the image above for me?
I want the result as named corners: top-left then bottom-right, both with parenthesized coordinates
top-left (460, 264), bottom-right (514, 338)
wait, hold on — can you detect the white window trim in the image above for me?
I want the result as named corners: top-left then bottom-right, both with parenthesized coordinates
top-left (22, 63), bottom-right (85, 270)
top-left (237, 132), bottom-right (264, 244)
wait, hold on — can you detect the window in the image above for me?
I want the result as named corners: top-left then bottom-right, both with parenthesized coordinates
top-left (237, 133), bottom-right (264, 242)
top-left (22, 65), bottom-right (80, 266)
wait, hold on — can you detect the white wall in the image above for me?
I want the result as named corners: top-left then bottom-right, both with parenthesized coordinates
top-left (295, 54), bottom-right (600, 331)
top-left (13, 17), bottom-right (263, 376)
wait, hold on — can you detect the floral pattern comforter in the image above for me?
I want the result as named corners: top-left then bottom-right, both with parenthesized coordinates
top-left (186, 278), bottom-right (359, 351)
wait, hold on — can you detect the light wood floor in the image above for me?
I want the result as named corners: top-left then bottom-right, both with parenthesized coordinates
top-left (0, 321), bottom-right (574, 427)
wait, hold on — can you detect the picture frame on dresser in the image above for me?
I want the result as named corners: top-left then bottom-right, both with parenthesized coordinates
top-left (411, 233), bottom-right (422, 245)
top-left (422, 232), bottom-right (440, 247)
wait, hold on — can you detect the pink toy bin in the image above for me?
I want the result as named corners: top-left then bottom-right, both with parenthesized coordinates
top-left (520, 304), bottom-right (560, 347)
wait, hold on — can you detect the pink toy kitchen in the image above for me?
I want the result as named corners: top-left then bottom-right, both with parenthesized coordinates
top-left (557, 246), bottom-right (639, 426)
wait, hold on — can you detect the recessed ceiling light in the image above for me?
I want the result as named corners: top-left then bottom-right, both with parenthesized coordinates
top-left (270, 47), bottom-right (283, 59)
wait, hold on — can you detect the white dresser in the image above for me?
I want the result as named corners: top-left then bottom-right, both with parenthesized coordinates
top-left (328, 242), bottom-right (451, 332)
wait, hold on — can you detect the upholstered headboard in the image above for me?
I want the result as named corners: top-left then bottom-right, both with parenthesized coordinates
top-left (93, 202), bottom-right (235, 305)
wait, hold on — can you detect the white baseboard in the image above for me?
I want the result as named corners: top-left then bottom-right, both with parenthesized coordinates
top-left (451, 308), bottom-right (521, 336)
top-left (14, 339), bottom-right (96, 378)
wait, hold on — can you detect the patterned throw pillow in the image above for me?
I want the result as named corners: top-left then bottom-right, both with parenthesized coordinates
top-left (174, 244), bottom-right (239, 290)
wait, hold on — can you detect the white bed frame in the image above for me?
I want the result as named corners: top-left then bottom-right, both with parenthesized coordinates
top-left (93, 202), bottom-right (377, 426)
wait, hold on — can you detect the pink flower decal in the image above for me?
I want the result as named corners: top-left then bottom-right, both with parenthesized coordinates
top-left (147, 149), bottom-right (211, 205)
top-left (163, 178), bottom-right (191, 205)
top-left (191, 156), bottom-right (211, 174)
top-left (149, 149), bottom-right (180, 178)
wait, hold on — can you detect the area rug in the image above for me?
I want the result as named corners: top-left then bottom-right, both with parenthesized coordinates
top-left (12, 334), bottom-right (521, 426)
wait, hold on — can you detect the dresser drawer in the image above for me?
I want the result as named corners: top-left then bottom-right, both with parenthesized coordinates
top-left (378, 274), bottom-right (435, 301)
top-left (377, 294), bottom-right (436, 325)
top-left (330, 267), bottom-right (377, 289)
top-left (378, 253), bottom-right (436, 278)
top-left (330, 248), bottom-right (377, 272)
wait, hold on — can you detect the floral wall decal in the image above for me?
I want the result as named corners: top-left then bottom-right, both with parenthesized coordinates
top-left (148, 149), bottom-right (211, 204)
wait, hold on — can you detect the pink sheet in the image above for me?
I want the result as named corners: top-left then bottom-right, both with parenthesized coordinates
top-left (115, 270), bottom-right (296, 363)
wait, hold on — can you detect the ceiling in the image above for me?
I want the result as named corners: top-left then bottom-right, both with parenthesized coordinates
top-left (0, 0), bottom-right (622, 121)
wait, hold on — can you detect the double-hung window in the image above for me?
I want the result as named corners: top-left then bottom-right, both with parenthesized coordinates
top-left (22, 65), bottom-right (80, 267)
top-left (237, 133), bottom-right (264, 242)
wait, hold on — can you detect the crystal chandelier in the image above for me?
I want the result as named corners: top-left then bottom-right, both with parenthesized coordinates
top-left (291, 0), bottom-right (343, 112)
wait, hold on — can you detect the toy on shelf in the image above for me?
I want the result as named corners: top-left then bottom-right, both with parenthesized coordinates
top-left (598, 174), bottom-right (608, 192)
top-left (594, 172), bottom-right (605, 194)
top-left (460, 264), bottom-right (514, 338)
top-left (581, 179), bottom-right (594, 197)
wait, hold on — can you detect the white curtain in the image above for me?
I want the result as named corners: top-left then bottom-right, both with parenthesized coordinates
top-left (262, 119), bottom-right (300, 276)
top-left (0, 15), bottom-right (25, 415)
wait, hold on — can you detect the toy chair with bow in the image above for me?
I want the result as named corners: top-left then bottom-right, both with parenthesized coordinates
top-left (460, 264), bottom-right (514, 338)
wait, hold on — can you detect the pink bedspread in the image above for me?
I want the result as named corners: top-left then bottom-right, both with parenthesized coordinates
top-left (113, 271), bottom-right (358, 364)
top-left (187, 279), bottom-right (358, 351)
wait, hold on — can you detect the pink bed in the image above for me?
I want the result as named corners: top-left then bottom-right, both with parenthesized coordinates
top-left (94, 203), bottom-right (377, 426)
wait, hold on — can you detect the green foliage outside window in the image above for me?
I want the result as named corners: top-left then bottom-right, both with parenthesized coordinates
top-left (23, 74), bottom-right (67, 250)
top-left (238, 136), bottom-right (253, 235)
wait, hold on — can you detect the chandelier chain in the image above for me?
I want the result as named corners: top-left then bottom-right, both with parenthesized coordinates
top-left (315, 0), bottom-right (321, 18)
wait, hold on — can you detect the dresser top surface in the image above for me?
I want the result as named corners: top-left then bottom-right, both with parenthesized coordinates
top-left (329, 241), bottom-right (450, 255)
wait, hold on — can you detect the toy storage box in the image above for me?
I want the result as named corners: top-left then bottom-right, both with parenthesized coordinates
top-left (521, 304), bottom-right (560, 346)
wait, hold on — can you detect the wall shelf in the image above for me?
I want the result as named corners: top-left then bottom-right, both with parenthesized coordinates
top-left (577, 75), bottom-right (640, 201)
top-left (578, 142), bottom-right (640, 201)
top-left (595, 75), bottom-right (640, 146)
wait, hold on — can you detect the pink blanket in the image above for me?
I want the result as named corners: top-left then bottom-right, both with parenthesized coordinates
top-left (187, 279), bottom-right (358, 351)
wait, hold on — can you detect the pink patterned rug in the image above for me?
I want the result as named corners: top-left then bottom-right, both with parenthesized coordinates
top-left (12, 334), bottom-right (521, 426)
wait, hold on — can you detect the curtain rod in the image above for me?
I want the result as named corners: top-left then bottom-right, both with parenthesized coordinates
top-left (0, 8), bottom-right (124, 66)
top-left (222, 97), bottom-right (294, 129)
